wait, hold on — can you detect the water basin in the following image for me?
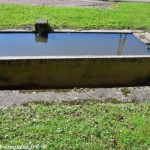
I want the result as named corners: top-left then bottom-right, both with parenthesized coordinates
top-left (0, 33), bottom-right (149, 56)
top-left (0, 32), bottom-right (150, 89)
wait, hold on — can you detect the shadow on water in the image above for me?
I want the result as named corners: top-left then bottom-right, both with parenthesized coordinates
top-left (35, 34), bottom-right (48, 43)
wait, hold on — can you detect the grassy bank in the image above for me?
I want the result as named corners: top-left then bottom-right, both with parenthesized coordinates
top-left (0, 3), bottom-right (150, 30)
top-left (0, 102), bottom-right (150, 149)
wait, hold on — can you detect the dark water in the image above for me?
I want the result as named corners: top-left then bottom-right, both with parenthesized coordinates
top-left (0, 33), bottom-right (149, 56)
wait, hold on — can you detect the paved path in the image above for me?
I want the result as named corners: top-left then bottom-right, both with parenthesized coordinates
top-left (0, 0), bottom-right (110, 7)
top-left (0, 0), bottom-right (149, 8)
top-left (0, 87), bottom-right (150, 108)
top-left (118, 0), bottom-right (150, 2)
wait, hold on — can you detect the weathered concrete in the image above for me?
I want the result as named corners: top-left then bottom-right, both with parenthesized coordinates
top-left (0, 29), bottom-right (133, 33)
top-left (0, 56), bottom-right (150, 89)
top-left (145, 33), bottom-right (150, 43)
top-left (35, 19), bottom-right (53, 35)
top-left (54, 29), bottom-right (133, 33)
top-left (0, 29), bottom-right (32, 32)
top-left (35, 19), bottom-right (48, 34)
top-left (0, 86), bottom-right (150, 108)
top-left (134, 32), bottom-right (150, 44)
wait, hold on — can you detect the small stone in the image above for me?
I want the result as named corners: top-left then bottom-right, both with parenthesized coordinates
top-left (74, 97), bottom-right (78, 100)
top-left (31, 92), bottom-right (36, 94)
top-left (35, 18), bottom-right (53, 35)
top-left (36, 19), bottom-right (48, 24)
top-left (145, 33), bottom-right (150, 40)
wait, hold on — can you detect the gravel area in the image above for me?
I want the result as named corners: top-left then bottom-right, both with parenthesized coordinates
top-left (0, 0), bottom-right (149, 7)
top-left (118, 0), bottom-right (150, 2)
top-left (0, 0), bottom-right (110, 7)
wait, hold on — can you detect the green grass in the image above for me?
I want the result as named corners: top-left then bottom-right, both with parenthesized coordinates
top-left (0, 102), bottom-right (150, 149)
top-left (0, 3), bottom-right (150, 30)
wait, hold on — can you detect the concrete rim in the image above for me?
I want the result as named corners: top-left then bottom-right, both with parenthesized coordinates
top-left (0, 55), bottom-right (150, 60)
top-left (0, 29), bottom-right (134, 33)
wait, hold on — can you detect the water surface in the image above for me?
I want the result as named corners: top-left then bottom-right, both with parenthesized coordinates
top-left (0, 33), bottom-right (149, 56)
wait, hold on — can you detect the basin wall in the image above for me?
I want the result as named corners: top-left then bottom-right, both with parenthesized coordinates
top-left (0, 57), bottom-right (150, 89)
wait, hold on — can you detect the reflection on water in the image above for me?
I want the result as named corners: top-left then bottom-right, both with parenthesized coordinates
top-left (117, 34), bottom-right (127, 55)
top-left (0, 33), bottom-right (149, 56)
top-left (35, 34), bottom-right (48, 43)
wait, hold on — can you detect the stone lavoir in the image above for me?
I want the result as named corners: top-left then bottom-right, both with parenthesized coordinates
top-left (0, 31), bottom-right (149, 89)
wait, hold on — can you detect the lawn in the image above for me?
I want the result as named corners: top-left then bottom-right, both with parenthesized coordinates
top-left (0, 102), bottom-right (150, 149)
top-left (0, 3), bottom-right (150, 30)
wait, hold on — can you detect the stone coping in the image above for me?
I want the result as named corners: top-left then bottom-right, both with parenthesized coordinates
top-left (0, 56), bottom-right (150, 61)
top-left (133, 32), bottom-right (150, 44)
top-left (0, 29), bottom-right (134, 33)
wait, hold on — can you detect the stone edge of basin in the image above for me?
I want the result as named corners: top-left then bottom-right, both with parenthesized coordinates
top-left (0, 56), bottom-right (150, 61)
top-left (0, 29), bottom-right (150, 44)
top-left (133, 32), bottom-right (150, 44)
top-left (0, 29), bottom-right (133, 33)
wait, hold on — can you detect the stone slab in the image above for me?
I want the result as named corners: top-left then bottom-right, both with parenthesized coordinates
top-left (145, 33), bottom-right (150, 42)
top-left (35, 19), bottom-right (48, 24)
top-left (133, 33), bottom-right (150, 44)
top-left (0, 86), bottom-right (150, 108)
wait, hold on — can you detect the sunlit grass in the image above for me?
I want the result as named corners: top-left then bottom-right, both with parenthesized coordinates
top-left (0, 3), bottom-right (150, 30)
top-left (0, 102), bottom-right (150, 149)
